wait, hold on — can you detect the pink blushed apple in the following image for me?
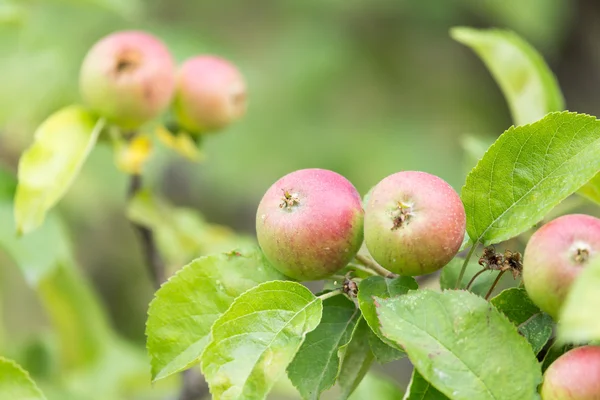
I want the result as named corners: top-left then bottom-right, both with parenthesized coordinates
top-left (173, 56), bottom-right (246, 134)
top-left (541, 346), bottom-right (600, 399)
top-left (256, 169), bottom-right (364, 281)
top-left (79, 31), bottom-right (176, 129)
top-left (364, 171), bottom-right (466, 276)
top-left (523, 214), bottom-right (600, 319)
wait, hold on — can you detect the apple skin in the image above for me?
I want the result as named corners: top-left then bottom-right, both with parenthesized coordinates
top-left (79, 31), bottom-right (176, 129)
top-left (256, 169), bottom-right (364, 281)
top-left (173, 56), bottom-right (246, 134)
top-left (523, 214), bottom-right (600, 319)
top-left (364, 171), bottom-right (466, 276)
top-left (541, 346), bottom-right (600, 400)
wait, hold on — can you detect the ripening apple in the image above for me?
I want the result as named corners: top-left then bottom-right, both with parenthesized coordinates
top-left (173, 56), bottom-right (246, 134)
top-left (79, 31), bottom-right (176, 129)
top-left (523, 214), bottom-right (600, 319)
top-left (256, 168), bottom-right (364, 281)
top-left (541, 346), bottom-right (600, 399)
top-left (364, 171), bottom-right (466, 276)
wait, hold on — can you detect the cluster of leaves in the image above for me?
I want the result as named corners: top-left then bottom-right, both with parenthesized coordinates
top-left (5, 26), bottom-right (600, 400)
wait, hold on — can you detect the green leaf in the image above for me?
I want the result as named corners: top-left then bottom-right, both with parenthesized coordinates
top-left (451, 27), bottom-right (563, 126)
top-left (287, 295), bottom-right (361, 399)
top-left (14, 105), bottom-right (104, 234)
top-left (578, 172), bottom-right (600, 205)
top-left (491, 288), bottom-right (553, 354)
top-left (405, 369), bottom-right (449, 400)
top-left (461, 112), bottom-right (600, 246)
top-left (357, 275), bottom-right (417, 345)
top-left (558, 257), bottom-right (600, 343)
top-left (518, 313), bottom-right (554, 355)
top-left (440, 257), bottom-right (497, 297)
top-left (349, 372), bottom-right (403, 400)
top-left (376, 290), bottom-right (542, 400)
top-left (0, 357), bottom-right (46, 400)
top-left (128, 190), bottom-right (251, 271)
top-left (367, 332), bottom-right (404, 365)
top-left (336, 318), bottom-right (374, 399)
top-left (146, 247), bottom-right (285, 381)
top-left (201, 281), bottom-right (323, 400)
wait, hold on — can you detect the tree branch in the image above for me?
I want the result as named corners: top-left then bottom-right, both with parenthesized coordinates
top-left (126, 173), bottom-right (207, 400)
top-left (127, 173), bottom-right (166, 289)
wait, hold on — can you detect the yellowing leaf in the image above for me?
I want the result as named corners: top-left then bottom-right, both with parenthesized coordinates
top-left (14, 105), bottom-right (104, 235)
top-left (156, 125), bottom-right (204, 162)
top-left (0, 357), bottom-right (46, 400)
top-left (114, 134), bottom-right (153, 175)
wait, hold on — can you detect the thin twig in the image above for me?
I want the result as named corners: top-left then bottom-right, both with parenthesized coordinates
top-left (347, 263), bottom-right (378, 276)
top-left (126, 173), bottom-right (207, 400)
top-left (354, 254), bottom-right (398, 278)
top-left (455, 245), bottom-right (477, 289)
top-left (128, 174), bottom-right (166, 288)
top-left (485, 270), bottom-right (506, 300)
top-left (318, 289), bottom-right (343, 301)
top-left (465, 267), bottom-right (487, 291)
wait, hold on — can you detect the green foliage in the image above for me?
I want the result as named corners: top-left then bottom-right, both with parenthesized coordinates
top-left (348, 371), bottom-right (403, 400)
top-left (287, 295), bottom-right (361, 399)
top-left (0, 195), bottom-right (112, 370)
top-left (357, 275), bottom-right (417, 346)
top-left (451, 27), bottom-right (563, 126)
top-left (201, 281), bottom-right (323, 400)
top-left (405, 369), bottom-right (448, 400)
top-left (558, 258), bottom-right (600, 343)
top-left (376, 290), bottom-right (542, 400)
top-left (491, 288), bottom-right (552, 354)
top-left (336, 319), bottom-right (374, 399)
top-left (462, 112), bottom-right (600, 246)
top-left (440, 257), bottom-right (497, 297)
top-left (14, 105), bottom-right (103, 235)
top-left (0, 357), bottom-right (46, 400)
top-left (127, 190), bottom-right (252, 271)
top-left (578, 173), bottom-right (600, 205)
top-left (146, 247), bottom-right (285, 381)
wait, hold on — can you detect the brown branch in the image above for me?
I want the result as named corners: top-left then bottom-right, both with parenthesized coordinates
top-left (127, 174), bottom-right (166, 288)
top-left (126, 173), bottom-right (207, 399)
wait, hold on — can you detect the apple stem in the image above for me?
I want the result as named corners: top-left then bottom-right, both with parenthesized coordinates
top-left (331, 274), bottom-right (362, 283)
top-left (465, 267), bottom-right (488, 290)
top-left (318, 289), bottom-right (344, 301)
top-left (355, 254), bottom-right (398, 278)
top-left (348, 263), bottom-right (379, 276)
top-left (485, 270), bottom-right (506, 300)
top-left (455, 244), bottom-right (477, 289)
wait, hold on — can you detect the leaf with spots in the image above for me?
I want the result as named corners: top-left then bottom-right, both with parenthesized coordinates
top-left (461, 111), bottom-right (600, 246)
top-left (491, 288), bottom-right (553, 354)
top-left (376, 290), bottom-right (542, 400)
top-left (146, 247), bottom-right (285, 382)
top-left (201, 281), bottom-right (323, 400)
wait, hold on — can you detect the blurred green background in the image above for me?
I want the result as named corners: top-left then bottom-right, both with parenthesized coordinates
top-left (0, 0), bottom-right (598, 398)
